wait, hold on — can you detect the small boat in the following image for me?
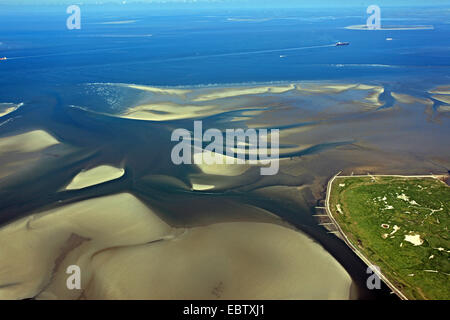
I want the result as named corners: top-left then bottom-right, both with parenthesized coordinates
top-left (335, 42), bottom-right (350, 46)
top-left (0, 57), bottom-right (7, 61)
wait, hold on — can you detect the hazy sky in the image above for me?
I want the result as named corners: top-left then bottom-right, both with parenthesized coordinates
top-left (1, 0), bottom-right (448, 6)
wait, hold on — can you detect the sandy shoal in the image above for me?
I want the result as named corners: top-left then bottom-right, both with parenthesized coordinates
top-left (429, 85), bottom-right (450, 95)
top-left (391, 92), bottom-right (433, 105)
top-left (65, 165), bottom-right (125, 190)
top-left (84, 221), bottom-right (352, 299)
top-left (0, 130), bottom-right (59, 155)
top-left (0, 103), bottom-right (22, 117)
top-left (0, 193), bottom-right (174, 299)
top-left (437, 105), bottom-right (450, 112)
top-left (192, 84), bottom-right (295, 102)
top-left (127, 84), bottom-right (190, 95)
top-left (345, 24), bottom-right (434, 30)
top-left (0, 130), bottom-right (63, 180)
top-left (297, 83), bottom-right (357, 94)
top-left (0, 189), bottom-right (353, 300)
top-left (432, 95), bottom-right (450, 105)
top-left (120, 102), bottom-right (218, 121)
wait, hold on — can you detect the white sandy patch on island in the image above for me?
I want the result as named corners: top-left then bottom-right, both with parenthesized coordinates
top-left (404, 234), bottom-right (424, 246)
top-left (65, 165), bottom-right (125, 190)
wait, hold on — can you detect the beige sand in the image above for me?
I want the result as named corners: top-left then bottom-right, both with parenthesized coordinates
top-left (85, 222), bottom-right (352, 300)
top-left (120, 102), bottom-right (218, 121)
top-left (248, 124), bottom-right (313, 139)
top-left (0, 193), bottom-right (174, 299)
top-left (392, 92), bottom-right (433, 105)
top-left (432, 95), bottom-right (450, 105)
top-left (404, 234), bottom-right (424, 246)
top-left (230, 144), bottom-right (312, 157)
top-left (192, 84), bottom-right (295, 102)
top-left (0, 130), bottom-right (63, 180)
top-left (437, 105), bottom-right (450, 112)
top-left (0, 192), bottom-right (352, 300)
top-left (355, 84), bottom-right (381, 90)
top-left (0, 103), bottom-right (22, 117)
top-left (191, 183), bottom-right (215, 191)
top-left (65, 165), bottom-right (125, 190)
top-left (297, 83), bottom-right (357, 94)
top-left (0, 130), bottom-right (59, 154)
top-left (193, 150), bottom-right (251, 176)
top-left (429, 85), bottom-right (450, 95)
top-left (126, 84), bottom-right (190, 95)
top-left (362, 86), bottom-right (384, 106)
top-left (99, 20), bottom-right (138, 25)
top-left (345, 25), bottom-right (434, 30)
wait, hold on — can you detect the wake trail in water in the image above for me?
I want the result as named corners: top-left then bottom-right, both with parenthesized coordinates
top-left (5, 43), bottom-right (336, 62)
top-left (154, 43), bottom-right (337, 63)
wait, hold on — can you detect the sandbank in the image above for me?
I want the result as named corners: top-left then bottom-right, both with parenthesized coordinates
top-left (64, 165), bottom-right (125, 190)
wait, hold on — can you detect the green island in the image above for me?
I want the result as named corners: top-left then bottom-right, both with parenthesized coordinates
top-left (328, 175), bottom-right (450, 300)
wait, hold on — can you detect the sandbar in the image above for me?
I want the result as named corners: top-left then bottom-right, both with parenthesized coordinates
top-left (84, 221), bottom-right (352, 299)
top-left (0, 103), bottom-right (22, 117)
top-left (126, 84), bottom-right (190, 95)
top-left (0, 193), bottom-right (173, 299)
top-left (64, 165), bottom-right (125, 190)
top-left (345, 25), bottom-right (434, 30)
top-left (192, 84), bottom-right (295, 102)
top-left (0, 130), bottom-right (59, 155)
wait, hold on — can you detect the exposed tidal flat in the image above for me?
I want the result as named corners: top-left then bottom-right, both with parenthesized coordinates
top-left (0, 103), bottom-right (22, 118)
top-left (0, 81), bottom-right (449, 299)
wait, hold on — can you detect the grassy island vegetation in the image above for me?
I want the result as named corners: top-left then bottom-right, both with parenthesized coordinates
top-left (329, 175), bottom-right (449, 300)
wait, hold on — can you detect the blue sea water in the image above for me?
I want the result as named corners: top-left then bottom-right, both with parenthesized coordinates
top-left (0, 4), bottom-right (450, 101)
